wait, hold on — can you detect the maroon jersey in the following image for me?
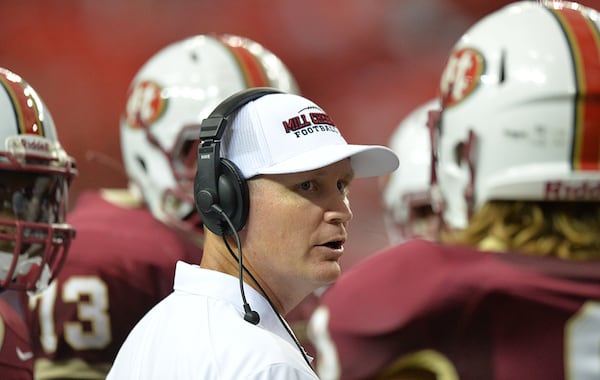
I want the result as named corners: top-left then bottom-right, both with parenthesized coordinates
top-left (23, 191), bottom-right (201, 375)
top-left (318, 239), bottom-right (600, 380)
top-left (0, 298), bottom-right (33, 380)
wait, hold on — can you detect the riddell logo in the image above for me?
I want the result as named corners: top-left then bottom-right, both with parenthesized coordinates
top-left (282, 112), bottom-right (339, 138)
top-left (20, 137), bottom-right (49, 153)
top-left (544, 181), bottom-right (600, 200)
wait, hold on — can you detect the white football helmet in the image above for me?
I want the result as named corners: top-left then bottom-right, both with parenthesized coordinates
top-left (383, 99), bottom-right (439, 243)
top-left (0, 67), bottom-right (77, 292)
top-left (120, 34), bottom-right (300, 236)
top-left (432, 1), bottom-right (600, 229)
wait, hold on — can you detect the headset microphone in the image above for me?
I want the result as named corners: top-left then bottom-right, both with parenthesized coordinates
top-left (243, 303), bottom-right (260, 325)
top-left (211, 204), bottom-right (260, 325)
top-left (214, 194), bottom-right (314, 369)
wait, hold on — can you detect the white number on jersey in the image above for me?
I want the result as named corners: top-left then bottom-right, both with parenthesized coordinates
top-left (29, 276), bottom-right (111, 352)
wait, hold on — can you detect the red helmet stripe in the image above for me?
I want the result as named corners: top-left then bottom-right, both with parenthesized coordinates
top-left (552, 6), bottom-right (600, 171)
top-left (221, 41), bottom-right (270, 87)
top-left (0, 74), bottom-right (45, 136)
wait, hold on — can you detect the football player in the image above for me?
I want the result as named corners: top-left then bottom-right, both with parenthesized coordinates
top-left (0, 66), bottom-right (77, 380)
top-left (24, 34), bottom-right (300, 379)
top-left (308, 2), bottom-right (600, 379)
top-left (382, 99), bottom-right (440, 245)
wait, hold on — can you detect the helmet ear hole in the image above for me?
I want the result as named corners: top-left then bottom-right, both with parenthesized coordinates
top-left (498, 49), bottom-right (506, 84)
top-left (454, 142), bottom-right (466, 166)
top-left (135, 156), bottom-right (147, 173)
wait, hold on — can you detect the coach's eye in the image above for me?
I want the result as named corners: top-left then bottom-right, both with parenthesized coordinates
top-left (299, 181), bottom-right (316, 191)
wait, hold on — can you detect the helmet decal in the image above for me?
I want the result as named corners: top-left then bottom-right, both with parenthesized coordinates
top-left (124, 80), bottom-right (167, 129)
top-left (439, 48), bottom-right (484, 108)
top-left (219, 36), bottom-right (271, 87)
top-left (0, 71), bottom-right (45, 137)
top-left (550, 6), bottom-right (600, 171)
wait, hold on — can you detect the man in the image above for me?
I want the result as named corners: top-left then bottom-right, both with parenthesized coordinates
top-left (307, 1), bottom-right (600, 379)
top-left (107, 89), bottom-right (399, 379)
top-left (24, 34), bottom-right (301, 379)
top-left (0, 66), bottom-right (77, 379)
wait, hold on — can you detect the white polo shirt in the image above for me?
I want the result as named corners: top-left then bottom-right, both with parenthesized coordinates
top-left (107, 261), bottom-right (318, 379)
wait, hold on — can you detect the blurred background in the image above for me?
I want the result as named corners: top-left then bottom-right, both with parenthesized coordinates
top-left (1, 0), bottom-right (594, 268)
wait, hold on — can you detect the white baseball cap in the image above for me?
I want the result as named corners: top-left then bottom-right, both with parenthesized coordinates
top-left (220, 93), bottom-right (399, 179)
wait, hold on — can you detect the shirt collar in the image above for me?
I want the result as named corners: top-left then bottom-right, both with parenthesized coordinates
top-left (173, 261), bottom-right (288, 337)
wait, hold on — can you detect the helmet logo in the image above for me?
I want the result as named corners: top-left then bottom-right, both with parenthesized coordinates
top-left (439, 48), bottom-right (484, 107)
top-left (124, 80), bottom-right (166, 129)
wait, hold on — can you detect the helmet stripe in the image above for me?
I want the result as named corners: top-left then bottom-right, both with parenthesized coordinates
top-left (219, 39), bottom-right (271, 87)
top-left (551, 6), bottom-right (600, 171)
top-left (0, 73), bottom-right (45, 136)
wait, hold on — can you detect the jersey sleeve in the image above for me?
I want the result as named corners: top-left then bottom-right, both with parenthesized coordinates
top-left (22, 193), bottom-right (202, 378)
top-left (0, 299), bottom-right (34, 380)
top-left (312, 239), bottom-right (600, 379)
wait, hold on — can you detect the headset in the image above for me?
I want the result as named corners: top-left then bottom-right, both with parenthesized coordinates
top-left (193, 87), bottom-right (314, 369)
top-left (194, 87), bottom-right (282, 236)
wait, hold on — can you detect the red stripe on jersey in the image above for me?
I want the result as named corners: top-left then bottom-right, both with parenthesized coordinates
top-left (221, 41), bottom-right (270, 87)
top-left (552, 7), bottom-right (600, 171)
top-left (0, 74), bottom-right (44, 136)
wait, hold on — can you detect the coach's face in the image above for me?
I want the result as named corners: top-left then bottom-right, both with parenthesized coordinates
top-left (242, 159), bottom-right (354, 306)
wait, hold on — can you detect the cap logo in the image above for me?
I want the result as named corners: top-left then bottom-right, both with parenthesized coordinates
top-left (439, 47), bottom-right (484, 107)
top-left (282, 109), bottom-right (339, 138)
top-left (124, 80), bottom-right (167, 129)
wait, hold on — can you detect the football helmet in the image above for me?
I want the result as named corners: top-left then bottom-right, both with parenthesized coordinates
top-left (432, 1), bottom-right (600, 229)
top-left (0, 67), bottom-right (77, 292)
top-left (383, 99), bottom-right (439, 243)
top-left (120, 34), bottom-right (300, 236)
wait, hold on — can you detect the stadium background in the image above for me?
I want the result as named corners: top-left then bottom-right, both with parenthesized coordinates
top-left (1, 0), bottom-right (593, 267)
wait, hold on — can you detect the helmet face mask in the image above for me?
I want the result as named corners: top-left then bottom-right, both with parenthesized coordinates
top-left (120, 34), bottom-right (300, 236)
top-left (433, 1), bottom-right (600, 230)
top-left (0, 68), bottom-right (76, 292)
top-left (383, 99), bottom-right (440, 243)
top-left (170, 125), bottom-right (202, 183)
top-left (0, 218), bottom-right (72, 293)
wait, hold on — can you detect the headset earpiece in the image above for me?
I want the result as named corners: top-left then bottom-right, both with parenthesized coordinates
top-left (215, 159), bottom-right (249, 235)
top-left (194, 87), bottom-right (282, 236)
